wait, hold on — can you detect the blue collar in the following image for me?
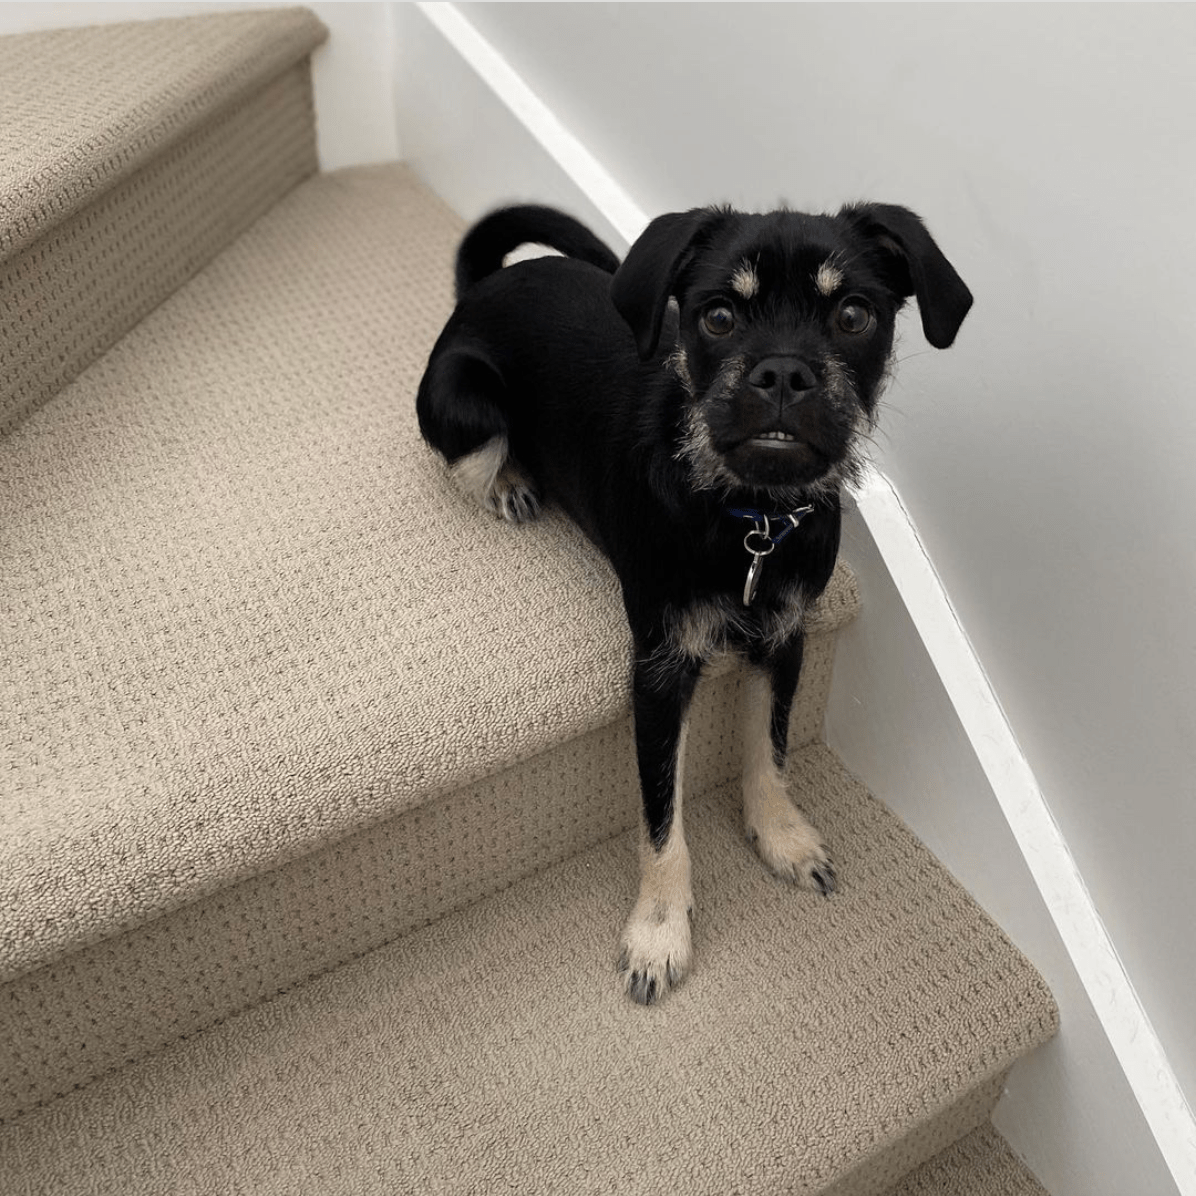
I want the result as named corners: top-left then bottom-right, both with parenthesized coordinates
top-left (727, 504), bottom-right (815, 547)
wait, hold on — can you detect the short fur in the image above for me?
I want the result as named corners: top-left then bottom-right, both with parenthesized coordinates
top-left (416, 199), bottom-right (972, 1004)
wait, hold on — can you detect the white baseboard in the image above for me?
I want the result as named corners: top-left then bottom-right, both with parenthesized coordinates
top-left (394, 6), bottom-right (1195, 1192)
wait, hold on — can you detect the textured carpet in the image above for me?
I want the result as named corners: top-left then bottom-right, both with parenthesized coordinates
top-left (890, 1126), bottom-right (1048, 1196)
top-left (0, 7), bottom-right (326, 429)
top-left (0, 744), bottom-right (1056, 1195)
top-left (0, 7), bottom-right (326, 258)
top-left (1, 164), bottom-right (604, 979)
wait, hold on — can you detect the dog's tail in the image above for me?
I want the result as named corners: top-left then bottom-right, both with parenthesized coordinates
top-left (455, 204), bottom-right (621, 299)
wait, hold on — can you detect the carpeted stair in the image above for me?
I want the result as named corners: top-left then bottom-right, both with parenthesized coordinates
top-left (0, 9), bottom-right (1058, 1193)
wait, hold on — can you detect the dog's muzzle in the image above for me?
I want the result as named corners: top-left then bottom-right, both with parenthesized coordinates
top-left (716, 357), bottom-right (857, 486)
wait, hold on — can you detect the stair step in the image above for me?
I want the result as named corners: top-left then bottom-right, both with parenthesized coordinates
top-left (0, 743), bottom-right (1056, 1195)
top-left (892, 1125), bottom-right (1048, 1196)
top-left (0, 162), bottom-right (856, 1120)
top-left (0, 7), bottom-right (328, 430)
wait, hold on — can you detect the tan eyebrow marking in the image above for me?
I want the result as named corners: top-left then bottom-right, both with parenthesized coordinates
top-left (815, 260), bottom-right (845, 297)
top-left (730, 260), bottom-right (760, 300)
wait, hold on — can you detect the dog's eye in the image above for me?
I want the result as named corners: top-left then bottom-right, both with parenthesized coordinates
top-left (836, 300), bottom-right (874, 335)
top-left (701, 306), bottom-right (736, 337)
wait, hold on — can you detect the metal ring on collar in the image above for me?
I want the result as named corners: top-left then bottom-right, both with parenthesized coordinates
top-left (744, 527), bottom-right (776, 556)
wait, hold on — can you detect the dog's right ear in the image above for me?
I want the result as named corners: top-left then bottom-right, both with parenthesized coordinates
top-left (611, 209), bottom-right (720, 361)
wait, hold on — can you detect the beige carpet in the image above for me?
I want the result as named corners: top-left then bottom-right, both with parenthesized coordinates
top-left (0, 7), bottom-right (326, 259)
top-left (0, 165), bottom-right (617, 981)
top-left (0, 744), bottom-right (1056, 1195)
top-left (891, 1126), bottom-right (1048, 1196)
top-left (0, 7), bottom-right (327, 430)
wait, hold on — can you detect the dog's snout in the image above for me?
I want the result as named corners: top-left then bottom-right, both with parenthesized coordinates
top-left (748, 356), bottom-right (817, 402)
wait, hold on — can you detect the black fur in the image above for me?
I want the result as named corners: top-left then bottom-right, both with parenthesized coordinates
top-left (416, 200), bottom-right (971, 1003)
top-left (453, 203), bottom-right (619, 297)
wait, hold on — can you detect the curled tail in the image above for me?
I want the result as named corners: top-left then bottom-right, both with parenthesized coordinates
top-left (455, 204), bottom-right (620, 299)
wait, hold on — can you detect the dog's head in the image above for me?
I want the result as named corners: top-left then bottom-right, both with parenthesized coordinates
top-left (610, 204), bottom-right (972, 500)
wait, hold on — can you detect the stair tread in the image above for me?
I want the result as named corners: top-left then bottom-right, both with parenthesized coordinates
top-left (0, 161), bottom-right (859, 982)
top-left (0, 742), bottom-right (1056, 1194)
top-left (0, 6), bottom-right (327, 264)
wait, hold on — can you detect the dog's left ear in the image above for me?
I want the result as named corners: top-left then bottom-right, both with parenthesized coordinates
top-left (611, 208), bottom-right (725, 361)
top-left (843, 203), bottom-right (973, 349)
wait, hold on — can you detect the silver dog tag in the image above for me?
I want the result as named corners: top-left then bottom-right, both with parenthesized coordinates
top-left (742, 520), bottom-right (775, 607)
top-left (743, 552), bottom-right (766, 606)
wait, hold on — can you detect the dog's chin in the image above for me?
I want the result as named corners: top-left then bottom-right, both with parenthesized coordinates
top-left (722, 437), bottom-right (834, 492)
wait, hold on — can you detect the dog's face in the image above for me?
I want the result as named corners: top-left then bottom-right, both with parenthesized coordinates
top-left (611, 204), bottom-right (972, 500)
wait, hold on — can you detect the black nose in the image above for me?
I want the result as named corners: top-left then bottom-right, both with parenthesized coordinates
top-left (748, 356), bottom-right (817, 401)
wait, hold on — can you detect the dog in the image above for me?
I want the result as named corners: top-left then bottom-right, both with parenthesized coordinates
top-left (416, 200), bottom-right (972, 1004)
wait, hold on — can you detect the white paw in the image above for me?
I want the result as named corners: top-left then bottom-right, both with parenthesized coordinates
top-left (450, 437), bottom-right (541, 523)
top-left (489, 468), bottom-right (541, 523)
top-left (617, 897), bottom-right (692, 1006)
top-left (745, 775), bottom-right (836, 894)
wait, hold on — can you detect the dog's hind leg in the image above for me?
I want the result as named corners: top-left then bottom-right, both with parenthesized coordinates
top-left (415, 348), bottom-right (541, 523)
top-left (742, 640), bottom-right (836, 894)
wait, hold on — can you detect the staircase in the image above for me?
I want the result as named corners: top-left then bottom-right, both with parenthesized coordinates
top-left (0, 9), bottom-right (1058, 1193)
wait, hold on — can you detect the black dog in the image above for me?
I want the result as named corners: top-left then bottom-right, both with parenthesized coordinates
top-left (416, 201), bottom-right (971, 1004)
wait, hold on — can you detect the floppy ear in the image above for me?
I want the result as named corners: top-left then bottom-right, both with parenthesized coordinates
top-left (610, 209), bottom-right (721, 360)
top-left (843, 203), bottom-right (973, 349)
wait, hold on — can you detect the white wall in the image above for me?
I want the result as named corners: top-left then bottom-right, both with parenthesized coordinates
top-left (0, 1), bottom-right (400, 171)
top-left (457, 0), bottom-right (1196, 1139)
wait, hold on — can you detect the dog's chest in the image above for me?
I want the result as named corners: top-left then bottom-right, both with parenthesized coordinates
top-left (667, 583), bottom-right (807, 664)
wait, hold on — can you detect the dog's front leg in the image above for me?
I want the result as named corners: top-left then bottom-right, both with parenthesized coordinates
top-left (743, 637), bottom-right (836, 894)
top-left (618, 645), bottom-right (701, 1005)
